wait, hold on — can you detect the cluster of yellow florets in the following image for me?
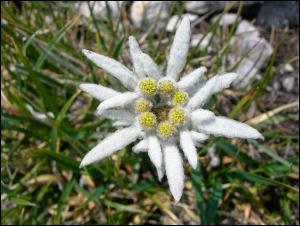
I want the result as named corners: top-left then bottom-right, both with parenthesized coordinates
top-left (139, 112), bottom-right (157, 128)
top-left (134, 98), bottom-right (152, 113)
top-left (158, 80), bottom-right (176, 96)
top-left (135, 77), bottom-right (190, 139)
top-left (138, 78), bottom-right (157, 96)
top-left (168, 107), bottom-right (186, 125)
top-left (171, 90), bottom-right (189, 106)
top-left (156, 121), bottom-right (175, 139)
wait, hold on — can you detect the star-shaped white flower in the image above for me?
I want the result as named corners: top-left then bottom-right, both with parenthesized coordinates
top-left (79, 16), bottom-right (263, 202)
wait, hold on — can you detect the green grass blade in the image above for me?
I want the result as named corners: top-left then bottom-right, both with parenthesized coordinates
top-left (191, 167), bottom-right (206, 224)
top-left (215, 138), bottom-right (257, 166)
top-left (229, 171), bottom-right (298, 192)
top-left (34, 15), bottom-right (80, 70)
top-left (205, 182), bottom-right (223, 225)
top-left (55, 179), bottom-right (75, 224)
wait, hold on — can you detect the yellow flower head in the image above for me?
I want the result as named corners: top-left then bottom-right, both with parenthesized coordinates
top-left (158, 79), bottom-right (176, 96)
top-left (138, 78), bottom-right (157, 96)
top-left (139, 112), bottom-right (157, 128)
top-left (157, 121), bottom-right (175, 139)
top-left (168, 107), bottom-right (186, 126)
top-left (171, 90), bottom-right (189, 106)
top-left (134, 98), bottom-right (152, 113)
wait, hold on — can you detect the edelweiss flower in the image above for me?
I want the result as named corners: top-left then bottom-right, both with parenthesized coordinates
top-left (79, 16), bottom-right (263, 202)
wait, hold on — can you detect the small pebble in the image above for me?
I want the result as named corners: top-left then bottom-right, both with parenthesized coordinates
top-left (282, 76), bottom-right (295, 92)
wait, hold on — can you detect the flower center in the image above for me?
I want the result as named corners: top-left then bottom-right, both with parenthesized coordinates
top-left (168, 107), bottom-right (186, 126)
top-left (171, 90), bottom-right (189, 106)
top-left (158, 79), bottom-right (176, 96)
top-left (138, 78), bottom-right (157, 96)
top-left (136, 79), bottom-right (190, 139)
top-left (138, 112), bottom-right (157, 128)
top-left (152, 105), bottom-right (172, 122)
top-left (157, 121), bottom-right (176, 139)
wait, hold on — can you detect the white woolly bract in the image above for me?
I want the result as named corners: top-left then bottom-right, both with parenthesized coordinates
top-left (80, 126), bottom-right (141, 167)
top-left (82, 49), bottom-right (138, 90)
top-left (132, 139), bottom-right (148, 153)
top-left (112, 121), bottom-right (132, 127)
top-left (79, 83), bottom-right (120, 101)
top-left (147, 135), bottom-right (162, 170)
top-left (166, 16), bottom-right (191, 81)
top-left (191, 109), bottom-right (216, 124)
top-left (177, 67), bottom-right (207, 91)
top-left (100, 109), bottom-right (135, 122)
top-left (190, 131), bottom-right (209, 143)
top-left (139, 53), bottom-right (162, 80)
top-left (180, 130), bottom-right (198, 169)
top-left (192, 109), bottom-right (264, 139)
top-left (163, 142), bottom-right (184, 202)
top-left (128, 36), bottom-right (145, 79)
top-left (156, 166), bottom-right (164, 182)
top-left (188, 73), bottom-right (238, 109)
top-left (97, 92), bottom-right (139, 114)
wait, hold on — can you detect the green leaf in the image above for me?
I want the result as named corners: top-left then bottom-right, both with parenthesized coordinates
top-left (34, 15), bottom-right (79, 70)
top-left (112, 36), bottom-right (126, 60)
top-left (11, 197), bottom-right (36, 207)
top-left (50, 90), bottom-right (81, 152)
top-left (251, 140), bottom-right (299, 173)
top-left (34, 150), bottom-right (80, 172)
top-left (215, 138), bottom-right (257, 166)
top-left (9, 34), bottom-right (60, 115)
top-left (229, 51), bottom-right (276, 119)
top-left (103, 200), bottom-right (146, 215)
top-left (205, 182), bottom-right (223, 225)
top-left (228, 171), bottom-right (298, 192)
top-left (191, 167), bottom-right (206, 224)
top-left (55, 179), bottom-right (75, 224)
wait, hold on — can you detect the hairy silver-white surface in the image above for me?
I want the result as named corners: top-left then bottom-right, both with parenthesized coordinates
top-left (190, 131), bottom-right (209, 146)
top-left (97, 92), bottom-right (138, 114)
top-left (148, 135), bottom-right (163, 173)
top-left (166, 14), bottom-right (198, 32)
top-left (177, 67), bottom-right (207, 91)
top-left (79, 15), bottom-right (263, 202)
top-left (82, 49), bottom-right (138, 90)
top-left (132, 139), bottom-right (148, 153)
top-left (79, 83), bottom-right (120, 101)
top-left (80, 126), bottom-right (141, 168)
top-left (128, 36), bottom-right (145, 79)
top-left (192, 109), bottom-right (264, 139)
top-left (166, 16), bottom-right (191, 81)
top-left (163, 142), bottom-right (184, 202)
top-left (188, 73), bottom-right (237, 109)
top-left (139, 53), bottom-right (162, 80)
top-left (180, 130), bottom-right (198, 169)
top-left (100, 110), bottom-right (135, 122)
